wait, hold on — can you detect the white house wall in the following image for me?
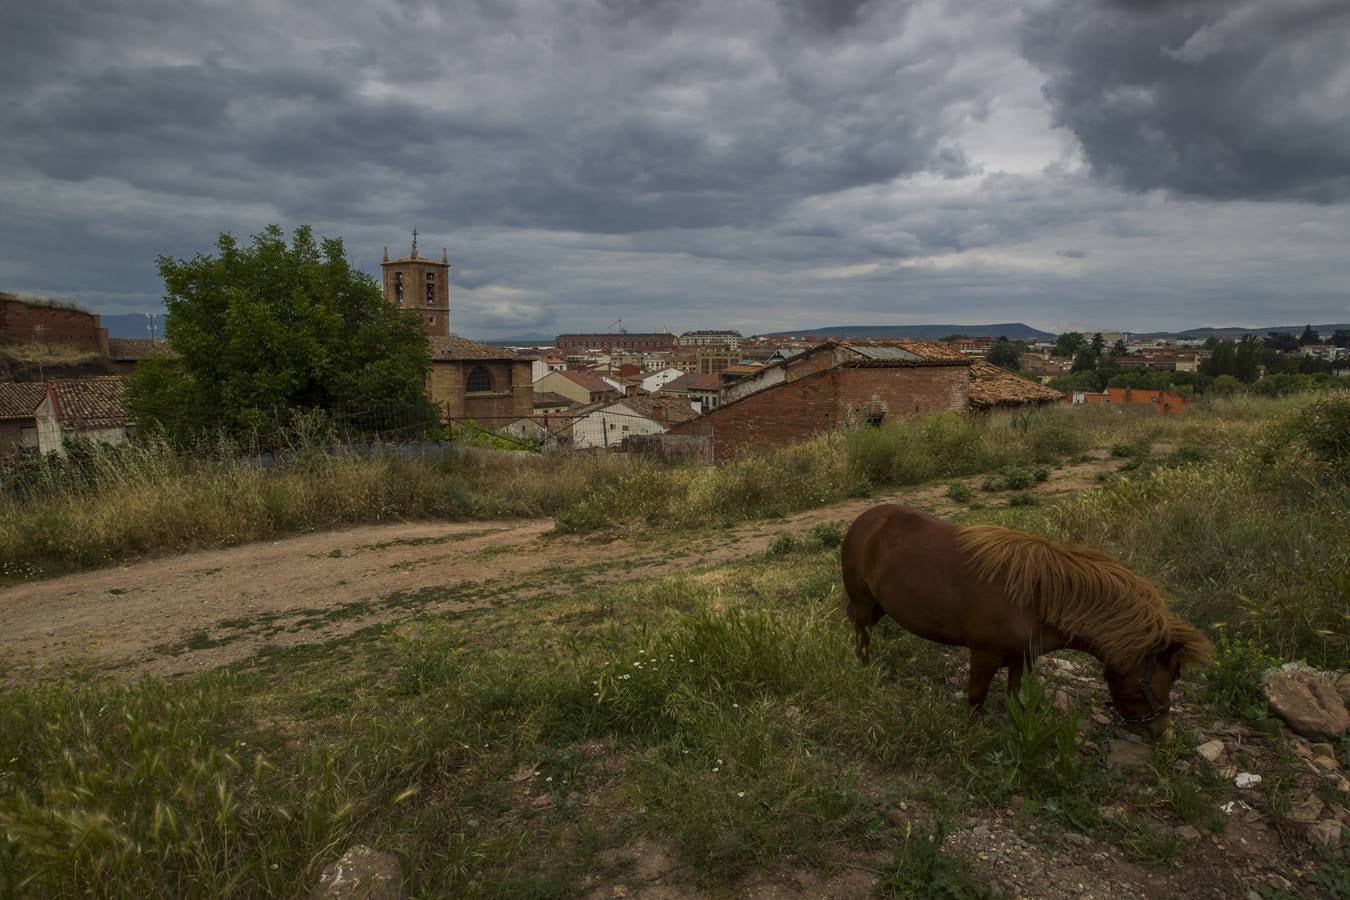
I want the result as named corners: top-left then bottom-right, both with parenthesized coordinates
top-left (640, 368), bottom-right (685, 393)
top-left (569, 402), bottom-right (668, 450)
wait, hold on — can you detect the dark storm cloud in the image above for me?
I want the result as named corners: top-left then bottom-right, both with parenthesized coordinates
top-left (1021, 0), bottom-right (1350, 202)
top-left (779, 0), bottom-right (878, 33)
top-left (1, 0), bottom-right (1347, 334)
top-left (3, 0), bottom-right (982, 236)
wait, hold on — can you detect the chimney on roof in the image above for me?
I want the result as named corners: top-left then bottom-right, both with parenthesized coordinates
top-left (382, 246), bottom-right (389, 263)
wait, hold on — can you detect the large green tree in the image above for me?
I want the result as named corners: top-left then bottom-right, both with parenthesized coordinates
top-left (986, 337), bottom-right (1021, 371)
top-left (1053, 331), bottom-right (1086, 358)
top-left (129, 225), bottom-right (436, 442)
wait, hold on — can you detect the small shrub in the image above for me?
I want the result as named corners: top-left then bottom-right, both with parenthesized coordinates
top-left (1007, 492), bottom-right (1037, 507)
top-left (1203, 635), bottom-right (1276, 725)
top-left (1287, 394), bottom-right (1350, 474)
top-left (1001, 467), bottom-right (1033, 490)
top-left (981, 475), bottom-right (1004, 492)
top-left (808, 523), bottom-right (844, 549)
top-left (767, 532), bottom-right (799, 556)
top-left (1031, 466), bottom-right (1050, 483)
top-left (947, 482), bottom-right (973, 503)
top-left (1110, 439), bottom-right (1152, 460)
top-left (875, 818), bottom-right (994, 899)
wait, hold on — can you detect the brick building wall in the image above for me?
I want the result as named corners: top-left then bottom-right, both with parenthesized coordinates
top-left (669, 364), bottom-right (969, 463)
top-left (0, 296), bottom-right (109, 354)
top-left (381, 255), bottom-right (451, 338)
top-left (555, 333), bottom-right (676, 353)
top-left (429, 359), bottom-right (533, 422)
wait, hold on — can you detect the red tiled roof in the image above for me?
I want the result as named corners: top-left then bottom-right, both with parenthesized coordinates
top-left (429, 335), bottom-right (516, 361)
top-left (617, 395), bottom-right (699, 425)
top-left (967, 361), bottom-right (1064, 408)
top-left (0, 382), bottom-right (47, 421)
top-left (559, 370), bottom-right (618, 394)
top-left (533, 391), bottom-right (577, 409)
top-left (107, 338), bottom-right (177, 361)
top-left (657, 371), bottom-right (721, 393)
top-left (837, 339), bottom-right (970, 365)
top-left (50, 378), bottom-right (128, 428)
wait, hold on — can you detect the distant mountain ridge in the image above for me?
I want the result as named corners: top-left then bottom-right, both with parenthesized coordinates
top-left (101, 313), bottom-right (167, 339)
top-left (1132, 324), bottom-right (1349, 340)
top-left (756, 323), bottom-right (1056, 341)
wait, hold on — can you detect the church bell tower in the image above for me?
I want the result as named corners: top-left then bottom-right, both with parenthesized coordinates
top-left (381, 228), bottom-right (451, 338)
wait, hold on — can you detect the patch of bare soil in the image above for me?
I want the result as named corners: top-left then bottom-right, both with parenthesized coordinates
top-left (0, 456), bottom-right (1122, 682)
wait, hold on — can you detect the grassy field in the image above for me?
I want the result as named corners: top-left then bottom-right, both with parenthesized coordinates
top-left (0, 395), bottom-right (1326, 582)
top-left (1, 393), bottom-right (1347, 896)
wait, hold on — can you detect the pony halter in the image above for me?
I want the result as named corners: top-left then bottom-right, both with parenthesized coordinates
top-left (1111, 653), bottom-right (1167, 725)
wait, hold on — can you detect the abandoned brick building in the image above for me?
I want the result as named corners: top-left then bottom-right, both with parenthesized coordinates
top-left (669, 340), bottom-right (1060, 463)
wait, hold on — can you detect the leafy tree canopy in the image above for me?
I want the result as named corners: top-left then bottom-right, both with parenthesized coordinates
top-left (1264, 331), bottom-right (1299, 353)
top-left (1071, 347), bottom-right (1098, 372)
top-left (986, 337), bottom-right (1021, 371)
top-left (1053, 331), bottom-right (1086, 357)
top-left (1298, 324), bottom-right (1319, 346)
top-left (1090, 332), bottom-right (1107, 355)
top-left (128, 225), bottom-right (436, 442)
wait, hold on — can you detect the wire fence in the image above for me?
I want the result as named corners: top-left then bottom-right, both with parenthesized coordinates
top-left (0, 396), bottom-right (713, 499)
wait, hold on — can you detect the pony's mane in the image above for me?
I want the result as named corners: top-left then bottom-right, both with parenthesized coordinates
top-left (956, 525), bottom-right (1211, 671)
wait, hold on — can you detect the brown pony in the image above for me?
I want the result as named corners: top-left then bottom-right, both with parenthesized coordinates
top-left (841, 504), bottom-right (1212, 737)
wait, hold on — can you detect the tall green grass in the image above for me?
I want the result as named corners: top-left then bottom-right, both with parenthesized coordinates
top-left (0, 397), bottom-right (1316, 584)
top-left (977, 393), bottom-right (1350, 668)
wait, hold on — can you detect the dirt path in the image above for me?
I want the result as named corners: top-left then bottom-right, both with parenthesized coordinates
top-left (0, 457), bottom-right (1117, 681)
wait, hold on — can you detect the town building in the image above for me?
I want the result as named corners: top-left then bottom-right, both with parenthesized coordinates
top-left (669, 340), bottom-right (1061, 463)
top-left (107, 338), bottom-right (177, 374)
top-left (552, 396), bottom-right (699, 450)
top-left (1071, 386), bottom-right (1188, 414)
top-left (381, 233), bottom-right (451, 339)
top-left (428, 336), bottom-right (533, 424)
top-left (555, 332), bottom-right (676, 353)
top-left (678, 330), bottom-right (742, 351)
top-left (533, 369), bottom-right (621, 406)
top-left (0, 378), bottom-right (130, 456)
top-left (0, 292), bottom-right (109, 355)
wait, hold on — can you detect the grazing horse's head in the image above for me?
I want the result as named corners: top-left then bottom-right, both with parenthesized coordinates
top-left (1105, 640), bottom-right (1195, 738)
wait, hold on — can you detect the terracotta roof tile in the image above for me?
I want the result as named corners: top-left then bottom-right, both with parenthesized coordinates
top-left (0, 382), bottom-right (47, 421)
top-left (559, 370), bottom-right (618, 394)
top-left (967, 360), bottom-right (1065, 408)
top-left (107, 338), bottom-right (177, 361)
top-left (50, 378), bottom-right (128, 428)
top-left (429, 335), bottom-right (516, 361)
top-left (533, 391), bottom-right (577, 408)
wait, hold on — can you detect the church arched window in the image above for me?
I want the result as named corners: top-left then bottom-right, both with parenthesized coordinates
top-left (466, 366), bottom-right (493, 393)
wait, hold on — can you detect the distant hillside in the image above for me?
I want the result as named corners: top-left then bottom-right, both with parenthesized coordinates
top-left (102, 313), bottom-right (167, 340)
top-left (1131, 324), bottom-right (1349, 341)
top-left (481, 334), bottom-right (556, 346)
top-left (757, 323), bottom-right (1055, 341)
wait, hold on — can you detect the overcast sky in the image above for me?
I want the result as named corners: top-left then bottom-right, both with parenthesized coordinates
top-left (3, 0), bottom-right (1348, 338)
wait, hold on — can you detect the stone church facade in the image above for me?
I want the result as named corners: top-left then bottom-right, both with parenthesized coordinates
top-left (381, 234), bottom-right (532, 425)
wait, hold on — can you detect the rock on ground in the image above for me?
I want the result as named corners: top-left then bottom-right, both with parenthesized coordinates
top-left (313, 846), bottom-right (403, 900)
top-left (1262, 671), bottom-right (1349, 740)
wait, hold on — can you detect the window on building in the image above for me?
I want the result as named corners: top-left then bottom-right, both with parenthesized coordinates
top-left (865, 410), bottom-right (885, 427)
top-left (425, 272), bottom-right (435, 305)
top-left (394, 272), bottom-right (404, 304)
top-left (466, 366), bottom-right (493, 393)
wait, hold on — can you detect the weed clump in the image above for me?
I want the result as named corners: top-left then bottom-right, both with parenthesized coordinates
top-left (1202, 635), bottom-right (1276, 725)
top-left (947, 482), bottom-right (973, 503)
